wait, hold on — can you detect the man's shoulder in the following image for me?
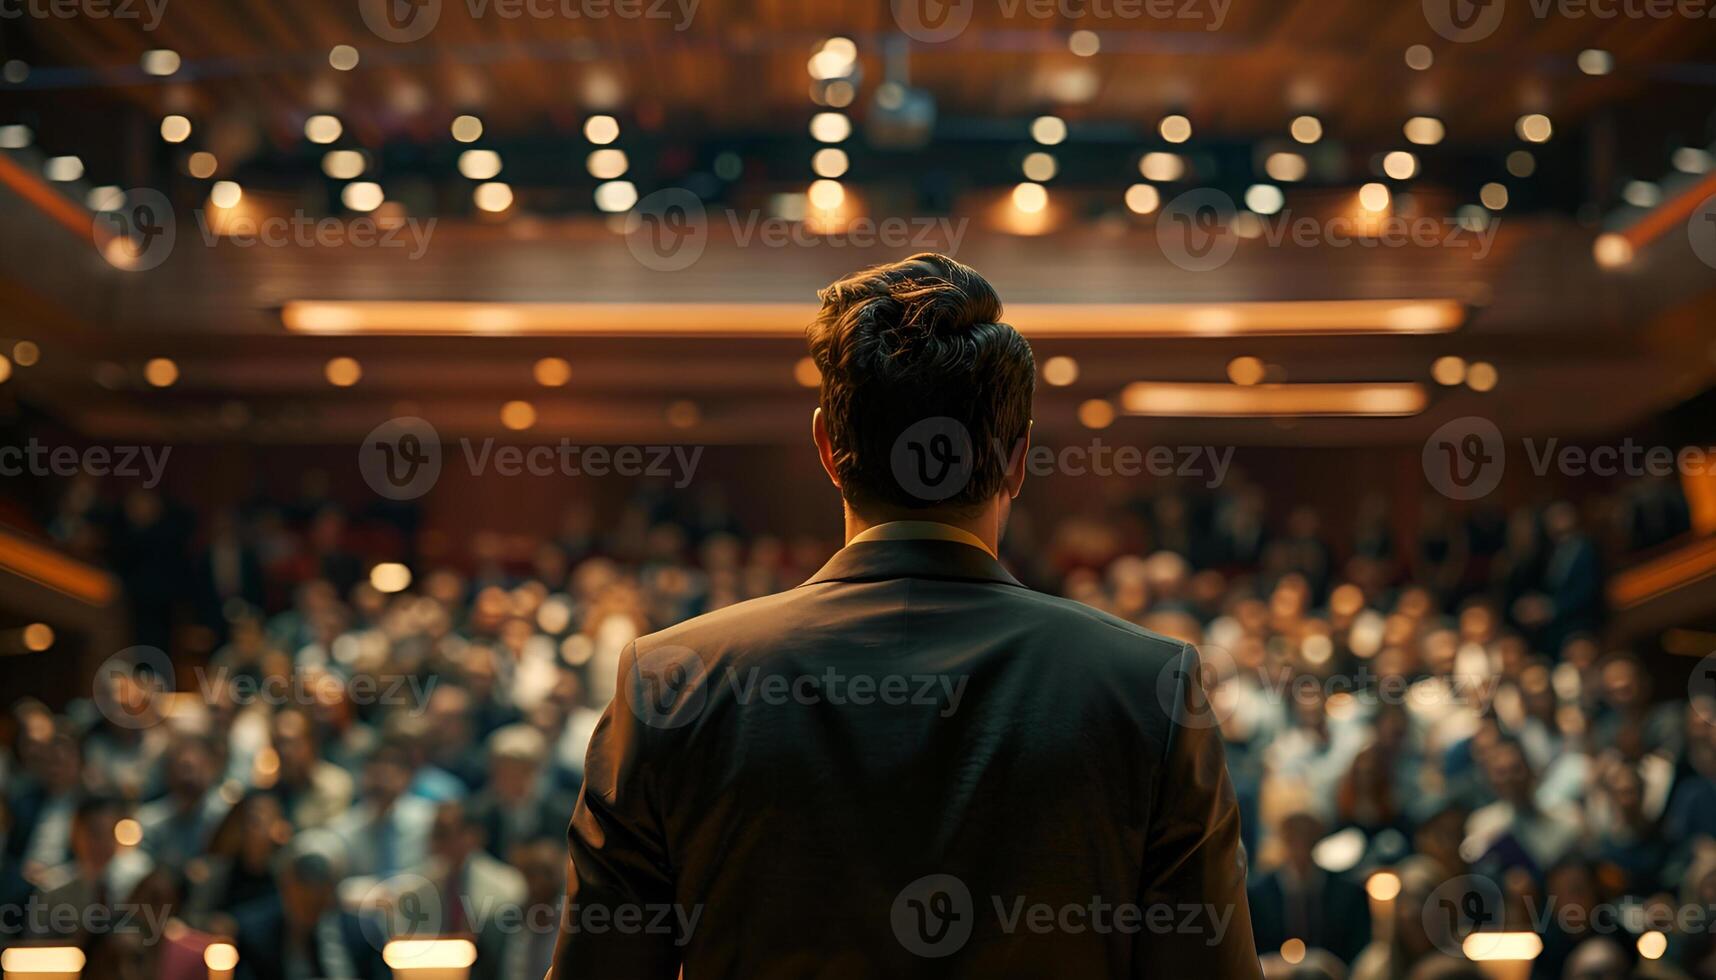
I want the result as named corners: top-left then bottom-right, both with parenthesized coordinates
top-left (634, 578), bottom-right (1188, 670)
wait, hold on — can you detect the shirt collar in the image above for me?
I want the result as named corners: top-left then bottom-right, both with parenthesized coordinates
top-left (846, 520), bottom-right (995, 557)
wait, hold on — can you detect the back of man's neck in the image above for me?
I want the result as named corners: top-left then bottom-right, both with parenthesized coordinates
top-left (843, 504), bottom-right (1000, 556)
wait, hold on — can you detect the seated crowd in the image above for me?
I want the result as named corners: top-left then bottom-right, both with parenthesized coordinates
top-left (1, 472), bottom-right (1710, 980)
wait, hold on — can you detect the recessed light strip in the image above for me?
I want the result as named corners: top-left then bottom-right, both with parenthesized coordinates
top-left (1120, 381), bottom-right (1428, 417)
top-left (282, 299), bottom-right (1466, 338)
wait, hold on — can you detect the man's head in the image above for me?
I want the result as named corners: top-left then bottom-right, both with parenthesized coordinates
top-left (807, 253), bottom-right (1034, 519)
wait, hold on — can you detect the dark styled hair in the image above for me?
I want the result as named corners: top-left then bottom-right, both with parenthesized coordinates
top-left (807, 253), bottom-right (1034, 513)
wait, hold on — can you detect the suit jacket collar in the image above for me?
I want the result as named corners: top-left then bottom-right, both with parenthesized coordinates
top-left (801, 538), bottom-right (1025, 589)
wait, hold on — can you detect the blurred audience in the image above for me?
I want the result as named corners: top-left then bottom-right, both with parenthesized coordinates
top-left (3, 474), bottom-right (1710, 979)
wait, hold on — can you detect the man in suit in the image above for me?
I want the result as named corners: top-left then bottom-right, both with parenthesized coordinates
top-left (1246, 811), bottom-right (1370, 963)
top-left (552, 253), bottom-right (1260, 978)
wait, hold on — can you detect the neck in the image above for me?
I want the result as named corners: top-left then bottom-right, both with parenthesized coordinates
top-left (843, 501), bottom-right (1002, 556)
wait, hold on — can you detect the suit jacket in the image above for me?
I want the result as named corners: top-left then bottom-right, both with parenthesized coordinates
top-left (552, 537), bottom-right (1259, 979)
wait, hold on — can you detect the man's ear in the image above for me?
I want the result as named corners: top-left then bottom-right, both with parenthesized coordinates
top-left (1004, 421), bottom-right (1031, 499)
top-left (812, 407), bottom-right (841, 491)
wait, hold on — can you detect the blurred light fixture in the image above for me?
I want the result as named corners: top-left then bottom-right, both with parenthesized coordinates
top-left (1462, 933), bottom-right (1542, 961)
top-left (1577, 49), bottom-right (1613, 75)
top-left (1593, 233), bottom-right (1634, 268)
top-left (808, 179), bottom-right (845, 210)
top-left (1068, 29), bottom-right (1100, 56)
top-left (1431, 356), bottom-right (1467, 385)
top-left (188, 151), bottom-right (218, 178)
top-left (474, 181), bottom-right (514, 212)
top-left (382, 941), bottom-right (477, 971)
top-left (322, 150), bottom-right (365, 179)
top-left (1078, 399), bottom-right (1115, 429)
top-left (1480, 182), bottom-right (1508, 210)
top-left (44, 156), bottom-right (83, 181)
top-left (285, 299), bottom-right (1466, 337)
top-left (0, 124), bottom-right (31, 148)
top-left (451, 114), bottom-right (483, 142)
top-left (534, 357), bottom-right (572, 387)
top-left (809, 112), bottom-right (851, 142)
top-left (1139, 152), bottom-right (1184, 182)
top-left (370, 563), bottom-right (411, 592)
top-left (1030, 115), bottom-right (1067, 145)
top-left (160, 115), bottom-right (192, 142)
top-left (1042, 356), bottom-right (1079, 386)
top-left (594, 180), bottom-right (638, 213)
top-left (1404, 45), bottom-right (1433, 70)
top-left (1244, 184), bottom-right (1284, 215)
top-left (793, 356), bottom-right (820, 387)
top-left (85, 187), bottom-right (124, 212)
top-left (209, 181), bottom-right (242, 208)
top-left (1515, 113), bottom-right (1552, 143)
top-left (1366, 872), bottom-right (1402, 902)
top-left (1383, 151), bottom-right (1418, 180)
top-left (1159, 115), bottom-right (1192, 144)
top-left (458, 149), bottom-right (501, 179)
top-left (584, 115), bottom-right (620, 144)
top-left (22, 622), bottom-right (53, 651)
top-left (0, 354), bottom-right (11, 383)
top-left (329, 45), bottom-right (360, 70)
top-left (1403, 116), bottom-right (1444, 145)
top-left (13, 340), bottom-right (40, 366)
top-left (141, 49), bottom-right (180, 76)
top-left (1121, 381), bottom-right (1427, 417)
top-left (324, 356), bottom-right (362, 386)
top-left (305, 114), bottom-right (342, 143)
top-left (1265, 152), bottom-right (1308, 182)
top-left (1280, 939), bottom-right (1306, 964)
top-left (1022, 152), bottom-right (1057, 181)
top-left (342, 181), bottom-right (384, 212)
top-left (1, 948), bottom-right (86, 974)
top-left (1506, 150), bottom-right (1535, 177)
top-left (1124, 184), bottom-right (1160, 214)
top-left (1466, 361), bottom-right (1498, 391)
top-left (1638, 932), bottom-right (1667, 961)
top-left (812, 147), bottom-right (849, 178)
top-left (500, 400), bottom-right (537, 430)
top-left (1358, 182), bottom-right (1390, 212)
top-left (1672, 147), bottom-right (1713, 174)
top-left (1226, 356), bottom-right (1266, 386)
top-left (1622, 180), bottom-right (1661, 208)
top-left (1290, 115), bottom-right (1323, 144)
top-left (809, 37), bottom-right (857, 80)
top-left (586, 148), bottom-right (628, 179)
top-left (1011, 182), bottom-right (1048, 214)
top-left (204, 943), bottom-right (240, 973)
top-left (666, 400), bottom-right (700, 428)
top-left (144, 357), bottom-right (179, 387)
